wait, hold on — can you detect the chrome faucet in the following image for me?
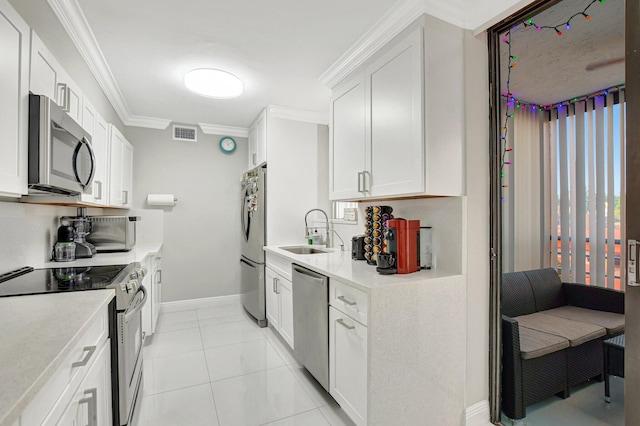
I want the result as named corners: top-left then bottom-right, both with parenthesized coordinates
top-left (304, 209), bottom-right (329, 246)
top-left (331, 228), bottom-right (345, 251)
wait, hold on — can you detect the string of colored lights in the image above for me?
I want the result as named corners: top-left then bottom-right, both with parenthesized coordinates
top-left (499, 0), bottom-right (609, 201)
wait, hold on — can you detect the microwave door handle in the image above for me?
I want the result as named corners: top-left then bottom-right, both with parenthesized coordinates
top-left (72, 138), bottom-right (96, 188)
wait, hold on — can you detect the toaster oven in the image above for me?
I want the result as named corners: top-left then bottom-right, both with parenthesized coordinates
top-left (86, 216), bottom-right (140, 252)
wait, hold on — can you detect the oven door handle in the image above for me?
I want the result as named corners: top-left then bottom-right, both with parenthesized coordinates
top-left (124, 285), bottom-right (148, 322)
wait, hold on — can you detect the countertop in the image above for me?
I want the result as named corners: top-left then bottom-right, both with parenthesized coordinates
top-left (0, 290), bottom-right (115, 426)
top-left (264, 245), bottom-right (460, 291)
top-left (39, 241), bottom-right (163, 269)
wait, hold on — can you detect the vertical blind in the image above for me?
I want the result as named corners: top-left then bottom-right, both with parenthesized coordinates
top-left (543, 92), bottom-right (626, 289)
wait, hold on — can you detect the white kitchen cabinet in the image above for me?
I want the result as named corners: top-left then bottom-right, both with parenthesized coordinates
top-left (79, 97), bottom-right (109, 206)
top-left (30, 31), bottom-right (83, 125)
top-left (330, 28), bottom-right (423, 201)
top-left (265, 266), bottom-right (294, 349)
top-left (142, 250), bottom-right (162, 336)
top-left (248, 110), bottom-right (267, 169)
top-left (329, 73), bottom-right (366, 199)
top-left (52, 341), bottom-right (112, 426)
top-left (20, 305), bottom-right (110, 426)
top-left (108, 124), bottom-right (134, 208)
top-left (329, 306), bottom-right (367, 426)
top-left (0, 0), bottom-right (29, 198)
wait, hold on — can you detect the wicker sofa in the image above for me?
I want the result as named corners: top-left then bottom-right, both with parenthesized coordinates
top-left (501, 268), bottom-right (625, 420)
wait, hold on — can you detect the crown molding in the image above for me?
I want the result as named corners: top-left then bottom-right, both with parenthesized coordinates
top-left (266, 105), bottom-right (329, 125)
top-left (47, 0), bottom-right (171, 130)
top-left (198, 123), bottom-right (249, 138)
top-left (318, 0), bottom-right (470, 89)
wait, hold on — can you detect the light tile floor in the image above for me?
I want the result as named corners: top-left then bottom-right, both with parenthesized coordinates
top-left (133, 302), bottom-right (355, 426)
top-left (503, 376), bottom-right (624, 425)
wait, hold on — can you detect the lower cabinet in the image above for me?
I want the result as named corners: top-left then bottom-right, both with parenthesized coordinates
top-left (19, 305), bottom-right (111, 426)
top-left (329, 306), bottom-right (367, 426)
top-left (265, 266), bottom-right (294, 349)
top-left (142, 250), bottom-right (162, 336)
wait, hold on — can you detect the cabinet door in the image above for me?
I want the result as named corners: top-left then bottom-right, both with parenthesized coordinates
top-left (256, 112), bottom-right (267, 166)
top-left (330, 73), bottom-right (366, 200)
top-left (0, 0), bottom-right (29, 197)
top-left (277, 276), bottom-right (294, 349)
top-left (366, 28), bottom-right (424, 197)
top-left (248, 123), bottom-right (258, 168)
top-left (152, 253), bottom-right (162, 332)
top-left (108, 126), bottom-right (124, 206)
top-left (55, 341), bottom-right (111, 426)
top-left (265, 267), bottom-right (279, 331)
top-left (61, 70), bottom-right (83, 125)
top-left (122, 139), bottom-right (133, 208)
top-left (30, 30), bottom-right (61, 102)
top-left (141, 256), bottom-right (153, 336)
top-left (329, 306), bottom-right (367, 426)
top-left (91, 114), bottom-right (110, 205)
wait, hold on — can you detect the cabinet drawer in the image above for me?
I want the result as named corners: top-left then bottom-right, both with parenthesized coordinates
top-left (329, 279), bottom-right (368, 325)
top-left (266, 253), bottom-right (292, 281)
top-left (21, 308), bottom-right (109, 426)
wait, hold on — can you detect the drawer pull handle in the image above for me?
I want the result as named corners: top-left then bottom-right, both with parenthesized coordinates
top-left (337, 295), bottom-right (357, 306)
top-left (80, 388), bottom-right (98, 426)
top-left (337, 318), bottom-right (355, 330)
top-left (72, 346), bottom-right (97, 368)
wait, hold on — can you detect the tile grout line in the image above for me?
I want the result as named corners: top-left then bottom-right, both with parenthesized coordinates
top-left (257, 407), bottom-right (328, 426)
top-left (196, 314), bottom-right (223, 426)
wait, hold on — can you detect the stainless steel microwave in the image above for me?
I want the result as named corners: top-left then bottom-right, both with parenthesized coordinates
top-left (28, 93), bottom-right (96, 196)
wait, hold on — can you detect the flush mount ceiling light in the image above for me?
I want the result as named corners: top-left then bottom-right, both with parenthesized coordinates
top-left (184, 68), bottom-right (244, 99)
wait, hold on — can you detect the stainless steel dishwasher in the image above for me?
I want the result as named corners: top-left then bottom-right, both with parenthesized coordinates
top-left (292, 263), bottom-right (329, 391)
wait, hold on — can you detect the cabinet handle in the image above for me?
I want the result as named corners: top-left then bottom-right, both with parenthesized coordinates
top-left (357, 172), bottom-right (363, 193)
top-left (337, 318), bottom-right (356, 330)
top-left (56, 82), bottom-right (70, 112)
top-left (79, 388), bottom-right (97, 426)
top-left (363, 171), bottom-right (370, 193)
top-left (94, 181), bottom-right (102, 200)
top-left (275, 277), bottom-right (280, 294)
top-left (72, 346), bottom-right (97, 368)
top-left (156, 270), bottom-right (162, 284)
top-left (123, 190), bottom-right (129, 205)
top-left (337, 295), bottom-right (357, 306)
top-left (273, 277), bottom-right (277, 293)
top-left (253, 153), bottom-right (257, 165)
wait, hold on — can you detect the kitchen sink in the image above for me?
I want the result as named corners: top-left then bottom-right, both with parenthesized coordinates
top-left (280, 246), bottom-right (330, 255)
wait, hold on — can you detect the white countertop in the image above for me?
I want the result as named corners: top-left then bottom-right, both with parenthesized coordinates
top-left (39, 241), bottom-right (163, 269)
top-left (0, 290), bottom-right (115, 426)
top-left (264, 245), bottom-right (460, 291)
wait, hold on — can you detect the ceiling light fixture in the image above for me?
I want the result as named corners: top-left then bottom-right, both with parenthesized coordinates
top-left (184, 68), bottom-right (243, 99)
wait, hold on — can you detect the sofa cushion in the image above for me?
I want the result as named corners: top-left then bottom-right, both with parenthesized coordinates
top-left (518, 326), bottom-right (570, 360)
top-left (502, 271), bottom-right (537, 317)
top-left (524, 268), bottom-right (567, 312)
top-left (544, 305), bottom-right (625, 335)
top-left (515, 312), bottom-right (606, 347)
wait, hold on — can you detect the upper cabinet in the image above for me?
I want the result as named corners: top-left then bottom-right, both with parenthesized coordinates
top-left (80, 96), bottom-right (110, 206)
top-left (0, 0), bottom-right (30, 198)
top-left (248, 110), bottom-right (267, 169)
top-left (330, 22), bottom-right (464, 200)
top-left (108, 125), bottom-right (133, 208)
top-left (30, 31), bottom-right (83, 125)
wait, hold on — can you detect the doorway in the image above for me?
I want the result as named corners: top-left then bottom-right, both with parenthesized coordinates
top-left (488, 0), bottom-right (630, 423)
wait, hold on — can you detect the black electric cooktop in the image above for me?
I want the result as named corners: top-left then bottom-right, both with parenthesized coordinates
top-left (0, 264), bottom-right (129, 297)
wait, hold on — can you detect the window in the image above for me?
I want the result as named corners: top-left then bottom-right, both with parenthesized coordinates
top-left (332, 201), bottom-right (358, 221)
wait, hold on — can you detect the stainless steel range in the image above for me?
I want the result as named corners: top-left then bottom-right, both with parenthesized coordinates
top-left (0, 263), bottom-right (148, 426)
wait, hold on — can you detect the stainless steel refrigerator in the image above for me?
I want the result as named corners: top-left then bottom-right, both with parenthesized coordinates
top-left (240, 165), bottom-right (267, 327)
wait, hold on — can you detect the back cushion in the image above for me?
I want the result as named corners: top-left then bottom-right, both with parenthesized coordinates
top-left (524, 268), bottom-right (567, 311)
top-left (501, 271), bottom-right (537, 317)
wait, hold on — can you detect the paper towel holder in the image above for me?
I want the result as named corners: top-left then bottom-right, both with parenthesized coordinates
top-left (146, 194), bottom-right (178, 207)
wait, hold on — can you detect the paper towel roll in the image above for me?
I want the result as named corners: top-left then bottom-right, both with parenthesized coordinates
top-left (147, 194), bottom-right (177, 206)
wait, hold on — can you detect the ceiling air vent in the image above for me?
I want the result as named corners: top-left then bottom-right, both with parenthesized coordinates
top-left (173, 125), bottom-right (197, 142)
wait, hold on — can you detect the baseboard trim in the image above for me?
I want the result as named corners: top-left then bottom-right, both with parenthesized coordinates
top-left (465, 400), bottom-right (492, 426)
top-left (160, 294), bottom-right (241, 313)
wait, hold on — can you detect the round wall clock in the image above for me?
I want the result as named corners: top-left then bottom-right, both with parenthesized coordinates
top-left (219, 136), bottom-right (237, 154)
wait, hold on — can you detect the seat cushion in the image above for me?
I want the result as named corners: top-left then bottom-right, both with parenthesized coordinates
top-left (515, 312), bottom-right (606, 347)
top-left (544, 305), bottom-right (625, 335)
top-left (518, 326), bottom-right (570, 360)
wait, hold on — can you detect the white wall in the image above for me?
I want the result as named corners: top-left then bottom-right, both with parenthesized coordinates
top-left (125, 126), bottom-right (247, 302)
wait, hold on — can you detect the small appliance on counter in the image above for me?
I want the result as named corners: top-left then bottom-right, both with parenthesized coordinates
top-left (53, 225), bottom-right (76, 262)
top-left (363, 205), bottom-right (394, 265)
top-left (352, 235), bottom-right (366, 260)
top-left (376, 219), bottom-right (421, 275)
top-left (86, 216), bottom-right (140, 252)
top-left (58, 207), bottom-right (96, 259)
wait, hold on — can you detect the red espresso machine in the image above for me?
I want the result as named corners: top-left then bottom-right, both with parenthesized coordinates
top-left (377, 219), bottom-right (421, 274)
